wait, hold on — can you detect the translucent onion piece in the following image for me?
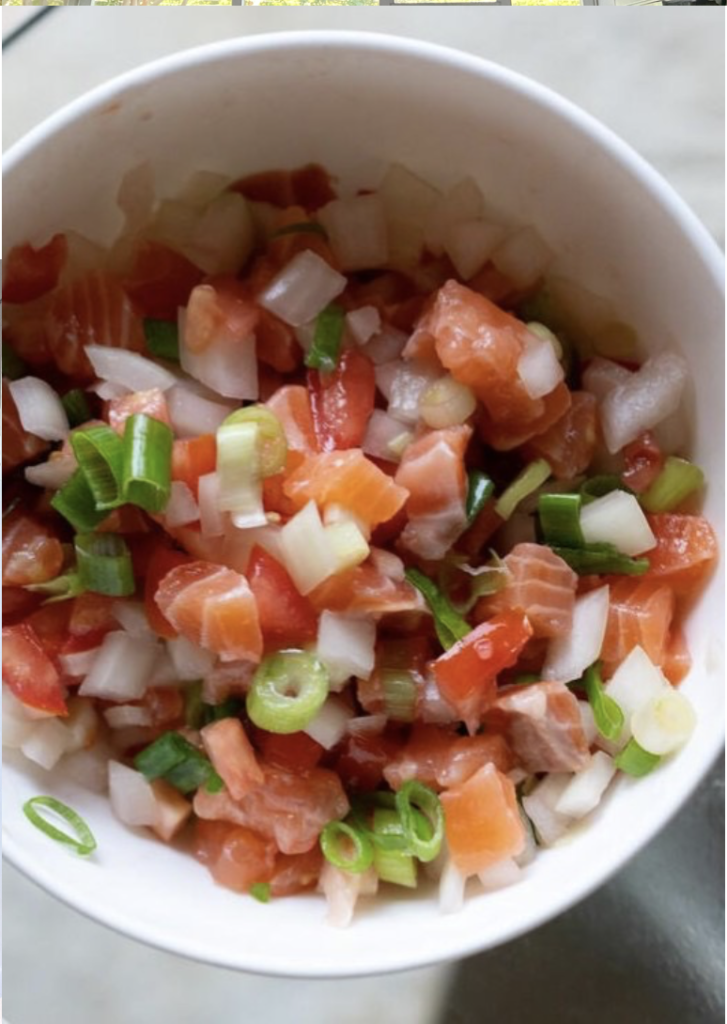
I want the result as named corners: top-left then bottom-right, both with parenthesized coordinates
top-left (86, 346), bottom-right (177, 393)
top-left (259, 250), bottom-right (347, 328)
top-left (8, 377), bottom-right (69, 442)
top-left (318, 195), bottom-right (388, 272)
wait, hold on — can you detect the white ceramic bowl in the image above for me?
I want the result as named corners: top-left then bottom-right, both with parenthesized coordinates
top-left (3, 32), bottom-right (724, 978)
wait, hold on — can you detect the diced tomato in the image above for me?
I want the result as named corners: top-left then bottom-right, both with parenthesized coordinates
top-left (2, 623), bottom-right (68, 715)
top-left (246, 545), bottom-right (318, 649)
top-left (458, 499), bottom-right (503, 559)
top-left (108, 388), bottom-right (171, 435)
top-left (383, 723), bottom-right (513, 792)
top-left (68, 592), bottom-right (119, 637)
top-left (231, 164), bottom-right (336, 212)
top-left (662, 626), bottom-right (692, 686)
top-left (270, 846), bottom-right (324, 897)
top-left (171, 435), bottom-right (217, 499)
top-left (335, 729), bottom-right (403, 792)
top-left (478, 543), bottom-right (577, 639)
top-left (266, 385), bottom-right (318, 453)
top-left (432, 611), bottom-right (533, 726)
top-left (2, 380), bottom-right (49, 474)
top-left (440, 762), bottom-right (525, 876)
top-left (308, 559), bottom-right (421, 616)
top-left (194, 819), bottom-right (276, 894)
top-left (256, 308), bottom-right (302, 373)
top-left (644, 514), bottom-right (718, 598)
top-left (123, 240), bottom-right (204, 321)
top-left (25, 601), bottom-right (73, 660)
top-left (140, 686), bottom-right (185, 729)
top-left (621, 431), bottom-right (663, 493)
top-left (255, 730), bottom-right (324, 772)
top-left (262, 449), bottom-right (307, 518)
top-left (2, 512), bottom-right (64, 587)
top-left (185, 277), bottom-right (259, 354)
top-left (308, 350), bottom-right (376, 452)
top-left (201, 718), bottom-right (264, 800)
top-left (600, 577), bottom-right (674, 670)
top-left (2, 587), bottom-right (42, 623)
top-left (3, 234), bottom-right (67, 304)
top-left (144, 545), bottom-right (193, 638)
top-left (524, 391), bottom-right (598, 481)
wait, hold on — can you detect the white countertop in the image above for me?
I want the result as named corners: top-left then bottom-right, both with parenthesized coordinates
top-left (3, 12), bottom-right (724, 1024)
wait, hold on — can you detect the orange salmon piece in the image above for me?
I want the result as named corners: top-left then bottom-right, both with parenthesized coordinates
top-left (479, 543), bottom-right (577, 639)
top-left (601, 577), bottom-right (674, 670)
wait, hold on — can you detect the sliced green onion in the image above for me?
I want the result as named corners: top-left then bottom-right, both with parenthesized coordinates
top-left (133, 731), bottom-right (222, 795)
top-left (371, 807), bottom-right (410, 852)
top-left (495, 459), bottom-right (551, 521)
top-left (582, 662), bottom-right (624, 742)
top-left (184, 681), bottom-right (204, 730)
top-left (249, 882), bottom-right (272, 903)
top-left (305, 303), bottom-right (345, 374)
top-left (222, 406), bottom-right (287, 478)
top-left (466, 470), bottom-right (495, 525)
top-left (25, 571), bottom-right (85, 604)
top-left (395, 780), bottom-right (444, 864)
top-left (246, 650), bottom-right (329, 734)
top-left (320, 820), bottom-right (374, 874)
top-left (405, 567), bottom-right (470, 650)
top-left (550, 543), bottom-right (649, 576)
top-left (121, 413), bottom-right (173, 513)
top-left (514, 672), bottom-right (541, 685)
top-left (271, 221), bottom-right (328, 241)
top-left (61, 388), bottom-right (92, 428)
top-left (70, 423), bottom-right (124, 510)
top-left (580, 475), bottom-right (632, 506)
top-left (614, 738), bottom-right (661, 778)
top-left (165, 756), bottom-right (223, 795)
top-left (23, 796), bottom-right (97, 857)
top-left (538, 493), bottom-right (585, 548)
top-left (216, 419), bottom-right (264, 524)
top-left (380, 670), bottom-right (417, 723)
top-left (202, 696), bottom-right (244, 726)
top-left (639, 456), bottom-right (705, 513)
top-left (143, 318), bottom-right (179, 362)
top-left (2, 339), bottom-right (28, 381)
top-left (373, 845), bottom-right (418, 888)
top-left (75, 533), bottom-right (135, 597)
top-left (51, 469), bottom-right (109, 533)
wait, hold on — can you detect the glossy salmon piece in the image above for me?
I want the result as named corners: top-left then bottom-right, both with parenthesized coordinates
top-left (2, 380), bottom-right (49, 473)
top-left (644, 514), bottom-right (718, 598)
top-left (122, 240), bottom-right (204, 321)
top-left (107, 388), bottom-right (171, 435)
top-left (46, 270), bottom-right (146, 378)
top-left (155, 560), bottom-right (263, 663)
top-left (441, 762), bottom-right (526, 877)
top-left (600, 577), bottom-right (674, 670)
top-left (3, 234), bottom-right (68, 304)
top-left (487, 680), bottom-right (590, 773)
top-left (231, 164), bottom-right (336, 211)
top-left (200, 718), bottom-right (264, 800)
top-left (308, 557), bottom-right (422, 616)
top-left (2, 512), bottom-right (63, 586)
top-left (661, 626), bottom-right (692, 686)
top-left (478, 382), bottom-right (572, 452)
top-left (194, 819), bottom-right (276, 893)
top-left (394, 425), bottom-right (472, 559)
top-left (266, 385), bottom-right (318, 453)
top-left (524, 391), bottom-right (598, 480)
top-left (308, 350), bottom-right (376, 452)
top-left (284, 449), bottom-right (409, 529)
top-left (383, 723), bottom-right (513, 792)
top-left (270, 846), bottom-right (324, 897)
top-left (478, 543), bottom-right (577, 639)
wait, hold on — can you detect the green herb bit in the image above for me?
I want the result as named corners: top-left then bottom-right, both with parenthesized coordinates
top-left (143, 319), bottom-right (180, 362)
top-left (582, 662), bottom-right (624, 742)
top-left (395, 780), bottom-right (444, 864)
top-left (538, 492), bottom-right (584, 548)
top-left (320, 820), bottom-right (374, 874)
top-left (465, 470), bottom-right (495, 525)
top-left (550, 543), bottom-right (649, 576)
top-left (614, 738), bottom-right (661, 778)
top-left (23, 796), bottom-right (97, 857)
top-left (304, 303), bottom-right (346, 374)
top-left (121, 413), bottom-right (173, 513)
top-left (249, 882), bottom-right (272, 903)
top-left (246, 651), bottom-right (329, 734)
top-left (133, 730), bottom-right (222, 795)
top-left (404, 567), bottom-right (470, 650)
top-left (61, 389), bottom-right (92, 428)
top-left (25, 572), bottom-right (86, 604)
top-left (75, 533), bottom-right (135, 597)
top-left (495, 459), bottom-right (552, 521)
top-left (580, 475), bottom-right (632, 506)
top-left (51, 469), bottom-right (109, 533)
top-left (70, 423), bottom-right (124, 510)
top-left (639, 457), bottom-right (705, 514)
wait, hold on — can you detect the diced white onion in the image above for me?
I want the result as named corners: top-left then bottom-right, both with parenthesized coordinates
top-left (516, 332), bottom-right (565, 400)
top-left (112, 600), bottom-right (154, 638)
top-left (317, 612), bottom-right (376, 689)
top-left (25, 452), bottom-right (78, 490)
top-left (90, 379), bottom-right (131, 401)
top-left (58, 647), bottom-right (101, 678)
top-left (577, 700), bottom-right (599, 747)
top-left (8, 377), bottom-right (69, 442)
top-left (375, 360), bottom-right (440, 424)
top-left (579, 490), bottom-right (656, 557)
top-left (600, 352), bottom-right (688, 454)
top-left (378, 164), bottom-right (441, 267)
top-left (521, 773), bottom-right (574, 846)
top-left (216, 420), bottom-right (266, 528)
top-left (555, 752), bottom-right (617, 818)
top-left (181, 192), bottom-right (253, 276)
top-left (439, 858), bottom-right (468, 914)
top-left (279, 501), bottom-right (337, 595)
top-left (167, 385), bottom-right (234, 438)
top-left (108, 761), bottom-right (158, 827)
top-left (319, 861), bottom-right (378, 929)
top-left (326, 520), bottom-right (370, 573)
top-left (150, 780), bottom-right (193, 842)
top-left (419, 671), bottom-right (459, 725)
top-left (176, 170), bottom-right (232, 208)
top-left (167, 635), bottom-right (216, 681)
top-left (179, 301), bottom-right (258, 402)
top-left (515, 806), bottom-right (538, 867)
top-left (79, 632), bottom-right (160, 701)
top-left (3, 687), bottom-right (40, 749)
top-left (165, 481), bottom-right (200, 528)
top-left (20, 718), bottom-right (70, 770)
top-left (425, 177), bottom-right (485, 255)
top-left (542, 586), bottom-right (609, 684)
top-left (147, 647), bottom-right (179, 688)
top-left (259, 250), bottom-right (346, 327)
top-left (323, 504), bottom-right (371, 542)
top-left (104, 705), bottom-right (153, 729)
top-left (60, 696), bottom-right (97, 753)
top-left (362, 409), bottom-right (412, 463)
top-left (477, 857), bottom-right (522, 892)
top-left (62, 743), bottom-right (112, 795)
top-left (87, 345), bottom-right (177, 393)
top-left (346, 306), bottom-right (381, 346)
top-left (444, 219), bottom-right (506, 280)
top-left (419, 375), bottom-right (477, 428)
top-left (581, 357), bottom-right (633, 402)
top-left (527, 322), bottom-right (563, 360)
top-left (491, 227), bottom-right (552, 289)
top-left (197, 472), bottom-right (226, 538)
top-left (347, 714), bottom-right (387, 736)
top-left (303, 696), bottom-right (354, 750)
top-left (318, 195), bottom-right (388, 272)
top-left (604, 646), bottom-right (668, 746)
top-left (630, 688), bottom-right (696, 756)
top-left (362, 326), bottom-right (409, 366)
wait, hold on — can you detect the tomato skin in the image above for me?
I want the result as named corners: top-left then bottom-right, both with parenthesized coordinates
top-left (2, 512), bottom-right (64, 587)
top-left (255, 730), bottom-right (324, 772)
top-left (2, 623), bottom-right (68, 715)
top-left (308, 350), bottom-right (376, 452)
top-left (246, 545), bottom-right (318, 649)
top-left (144, 546), bottom-right (193, 638)
top-left (621, 431), bottom-right (663, 493)
top-left (645, 514), bottom-right (718, 598)
top-left (335, 729), bottom-right (402, 792)
top-left (26, 601), bottom-right (73, 660)
top-left (123, 241), bottom-right (204, 321)
top-left (231, 164), bottom-right (336, 211)
top-left (171, 435), bottom-right (217, 499)
top-left (3, 234), bottom-right (67, 304)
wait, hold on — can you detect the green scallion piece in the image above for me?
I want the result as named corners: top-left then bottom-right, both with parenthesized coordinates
top-left (320, 820), bottom-right (374, 874)
top-left (304, 303), bottom-right (346, 374)
top-left (550, 543), bottom-right (649, 576)
top-left (395, 780), bottom-right (444, 864)
top-left (582, 662), bottom-right (624, 742)
top-left (465, 470), bottom-right (495, 525)
top-left (23, 796), bottom-right (97, 857)
top-left (133, 731), bottom-right (223, 795)
top-left (165, 756), bottom-right (223, 795)
top-left (203, 697), bottom-right (244, 726)
top-left (25, 572), bottom-right (85, 604)
top-left (538, 492), bottom-right (585, 548)
top-left (614, 738), bottom-right (661, 778)
top-left (222, 406), bottom-right (288, 478)
top-left (373, 845), bottom-right (418, 888)
top-left (371, 807), bottom-right (410, 852)
top-left (271, 221), bottom-right (328, 241)
top-left (639, 456), bottom-right (705, 513)
top-left (75, 533), bottom-right (135, 597)
top-left (513, 672), bottom-right (541, 685)
top-left (70, 423), bottom-right (124, 510)
top-left (495, 459), bottom-right (552, 521)
top-left (249, 882), bottom-right (272, 903)
top-left (184, 681), bottom-right (204, 730)
top-left (380, 670), bottom-right (417, 723)
top-left (51, 469), bottom-right (109, 533)
top-left (246, 651), bottom-right (329, 734)
top-left (143, 318), bottom-right (180, 362)
top-left (61, 389), bottom-right (92, 428)
top-left (2, 339), bottom-right (28, 381)
top-left (121, 413), bottom-right (173, 513)
top-left (580, 475), bottom-right (632, 506)
top-left (405, 567), bottom-right (470, 651)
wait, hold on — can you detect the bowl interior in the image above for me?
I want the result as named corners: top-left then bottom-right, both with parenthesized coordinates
top-left (3, 33), bottom-right (724, 977)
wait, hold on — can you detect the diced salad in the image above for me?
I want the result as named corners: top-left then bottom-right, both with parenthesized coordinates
top-left (2, 162), bottom-right (718, 926)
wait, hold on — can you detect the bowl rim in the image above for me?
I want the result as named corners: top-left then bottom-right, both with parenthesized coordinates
top-left (3, 30), bottom-right (725, 979)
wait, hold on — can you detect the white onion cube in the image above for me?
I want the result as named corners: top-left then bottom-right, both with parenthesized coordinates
top-left (580, 491), bottom-right (656, 557)
top-left (317, 612), bottom-right (376, 689)
top-left (318, 195), bottom-right (388, 272)
top-left (259, 250), bottom-right (346, 327)
top-left (554, 752), bottom-right (617, 818)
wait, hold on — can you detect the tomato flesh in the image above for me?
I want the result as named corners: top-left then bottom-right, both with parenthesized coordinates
top-left (2, 623), bottom-right (68, 715)
top-left (308, 349), bottom-right (376, 451)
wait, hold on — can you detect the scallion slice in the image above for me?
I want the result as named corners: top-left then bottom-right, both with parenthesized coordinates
top-left (639, 456), bottom-right (705, 513)
top-left (373, 845), bottom-right (418, 888)
top-left (465, 470), bottom-right (495, 525)
top-left (121, 413), bottom-right (173, 513)
top-left (405, 567), bottom-right (470, 650)
top-left (271, 221), bottom-right (328, 241)
top-left (395, 780), bottom-right (444, 864)
top-left (246, 651), bottom-right (329, 734)
top-left (23, 796), bottom-right (97, 857)
top-left (249, 882), bottom-right (272, 903)
top-left (25, 571), bottom-right (85, 604)
top-left (70, 423), bottom-right (124, 510)
top-left (51, 469), bottom-right (109, 533)
top-left (75, 533), bottom-right (135, 597)
top-left (203, 696), bottom-right (244, 726)
top-left (304, 303), bottom-right (346, 374)
top-left (580, 475), bottom-right (631, 506)
top-left (61, 388), bottom-right (92, 428)
top-left (2, 339), bottom-right (28, 381)
top-left (582, 662), bottom-right (624, 742)
top-left (216, 419), bottom-right (265, 526)
top-left (133, 731), bottom-right (223, 795)
top-left (550, 543), bottom-right (649, 576)
top-left (495, 459), bottom-right (551, 521)
top-left (222, 406), bottom-right (287, 478)
top-left (380, 669), bottom-right (417, 723)
top-left (143, 318), bottom-right (180, 362)
top-left (184, 681), bottom-right (204, 730)
top-left (614, 737), bottom-right (661, 777)
top-left (538, 493), bottom-right (584, 548)
top-left (320, 820), bottom-right (374, 874)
